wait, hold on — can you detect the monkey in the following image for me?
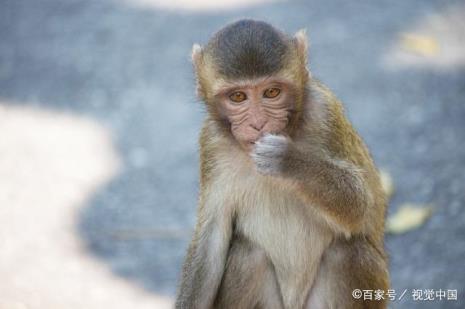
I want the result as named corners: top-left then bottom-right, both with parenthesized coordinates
top-left (176, 19), bottom-right (389, 309)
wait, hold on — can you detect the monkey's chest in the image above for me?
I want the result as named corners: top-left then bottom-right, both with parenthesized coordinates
top-left (233, 177), bottom-right (332, 274)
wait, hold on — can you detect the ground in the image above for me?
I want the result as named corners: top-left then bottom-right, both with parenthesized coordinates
top-left (0, 0), bottom-right (464, 308)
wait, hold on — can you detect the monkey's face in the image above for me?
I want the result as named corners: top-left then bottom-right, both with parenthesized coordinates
top-left (216, 78), bottom-right (294, 150)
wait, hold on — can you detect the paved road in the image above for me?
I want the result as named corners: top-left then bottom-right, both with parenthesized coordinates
top-left (1, 0), bottom-right (464, 308)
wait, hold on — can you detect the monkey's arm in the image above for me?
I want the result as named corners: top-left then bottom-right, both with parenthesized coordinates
top-left (176, 123), bottom-right (235, 308)
top-left (285, 149), bottom-right (371, 233)
top-left (175, 203), bottom-right (233, 309)
top-left (253, 133), bottom-right (373, 236)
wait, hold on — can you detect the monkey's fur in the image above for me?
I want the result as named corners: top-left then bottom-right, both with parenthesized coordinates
top-left (176, 19), bottom-right (389, 309)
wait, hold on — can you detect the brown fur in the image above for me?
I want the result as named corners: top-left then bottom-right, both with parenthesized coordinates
top-left (176, 20), bottom-right (389, 309)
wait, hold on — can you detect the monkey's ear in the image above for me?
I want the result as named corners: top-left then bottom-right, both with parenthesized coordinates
top-left (191, 43), bottom-right (206, 99)
top-left (294, 29), bottom-right (309, 59)
top-left (294, 29), bottom-right (311, 78)
top-left (191, 43), bottom-right (203, 71)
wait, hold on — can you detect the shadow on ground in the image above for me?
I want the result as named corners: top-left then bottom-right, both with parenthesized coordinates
top-left (1, 0), bottom-right (464, 307)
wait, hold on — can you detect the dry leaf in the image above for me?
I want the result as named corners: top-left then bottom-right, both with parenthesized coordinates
top-left (400, 33), bottom-right (440, 57)
top-left (386, 204), bottom-right (433, 234)
top-left (379, 169), bottom-right (394, 199)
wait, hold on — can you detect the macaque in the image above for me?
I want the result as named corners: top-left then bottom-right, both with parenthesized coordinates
top-left (176, 19), bottom-right (389, 309)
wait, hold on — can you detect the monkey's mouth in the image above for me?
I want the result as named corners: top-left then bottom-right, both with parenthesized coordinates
top-left (242, 141), bottom-right (256, 151)
top-left (247, 141), bottom-right (258, 149)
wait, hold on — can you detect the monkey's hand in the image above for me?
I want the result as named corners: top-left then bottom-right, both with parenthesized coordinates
top-left (252, 134), bottom-right (290, 175)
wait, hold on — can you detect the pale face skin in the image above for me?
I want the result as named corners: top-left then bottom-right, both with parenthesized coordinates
top-left (216, 78), bottom-right (295, 152)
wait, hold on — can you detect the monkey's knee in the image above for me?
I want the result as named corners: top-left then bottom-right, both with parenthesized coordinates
top-left (308, 238), bottom-right (389, 309)
top-left (214, 237), bottom-right (280, 309)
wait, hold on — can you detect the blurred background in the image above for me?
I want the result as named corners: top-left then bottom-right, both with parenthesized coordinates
top-left (1, 0), bottom-right (464, 308)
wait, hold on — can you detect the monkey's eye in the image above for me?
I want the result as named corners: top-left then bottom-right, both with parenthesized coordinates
top-left (263, 87), bottom-right (281, 98)
top-left (229, 91), bottom-right (247, 103)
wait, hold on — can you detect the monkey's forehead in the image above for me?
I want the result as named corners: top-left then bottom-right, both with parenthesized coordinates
top-left (209, 73), bottom-right (297, 96)
top-left (206, 19), bottom-right (291, 79)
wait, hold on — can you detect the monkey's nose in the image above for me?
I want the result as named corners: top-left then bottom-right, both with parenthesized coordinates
top-left (250, 120), bottom-right (267, 131)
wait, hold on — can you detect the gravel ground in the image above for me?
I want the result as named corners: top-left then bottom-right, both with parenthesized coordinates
top-left (1, 0), bottom-right (464, 308)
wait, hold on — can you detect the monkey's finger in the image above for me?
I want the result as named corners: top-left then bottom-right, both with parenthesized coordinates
top-left (254, 143), bottom-right (279, 156)
top-left (251, 154), bottom-right (281, 175)
top-left (255, 135), bottom-right (288, 156)
top-left (258, 133), bottom-right (289, 147)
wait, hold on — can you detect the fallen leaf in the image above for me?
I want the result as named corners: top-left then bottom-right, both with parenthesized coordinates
top-left (386, 204), bottom-right (433, 234)
top-left (379, 169), bottom-right (394, 200)
top-left (400, 33), bottom-right (440, 57)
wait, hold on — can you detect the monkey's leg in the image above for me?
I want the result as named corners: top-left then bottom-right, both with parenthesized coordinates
top-left (306, 237), bottom-right (389, 309)
top-left (214, 235), bottom-right (284, 309)
top-left (175, 214), bottom-right (233, 309)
